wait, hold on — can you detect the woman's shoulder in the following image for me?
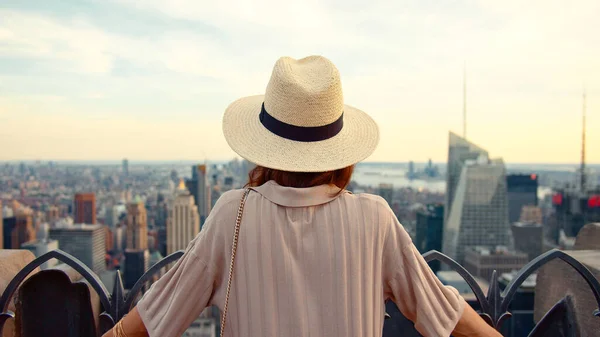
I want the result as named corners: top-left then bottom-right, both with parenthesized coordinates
top-left (213, 188), bottom-right (247, 212)
top-left (345, 191), bottom-right (392, 211)
top-left (200, 189), bottom-right (247, 234)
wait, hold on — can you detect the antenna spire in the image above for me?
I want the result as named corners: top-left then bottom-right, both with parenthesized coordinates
top-left (580, 87), bottom-right (587, 192)
top-left (463, 62), bottom-right (467, 139)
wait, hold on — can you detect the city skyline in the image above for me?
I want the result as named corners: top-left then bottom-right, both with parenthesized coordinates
top-left (1, 1), bottom-right (599, 163)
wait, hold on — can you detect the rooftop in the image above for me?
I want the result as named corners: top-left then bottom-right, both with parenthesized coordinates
top-left (499, 271), bottom-right (537, 289)
top-left (50, 223), bottom-right (104, 231)
top-left (468, 246), bottom-right (527, 256)
top-left (512, 221), bottom-right (542, 228)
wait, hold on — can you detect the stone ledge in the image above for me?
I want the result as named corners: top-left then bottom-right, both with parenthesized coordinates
top-left (574, 223), bottom-right (600, 250)
top-left (0, 250), bottom-right (39, 337)
top-left (47, 263), bottom-right (103, 331)
top-left (534, 250), bottom-right (600, 336)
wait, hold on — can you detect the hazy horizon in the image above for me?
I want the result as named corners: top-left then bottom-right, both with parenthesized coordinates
top-left (3, 159), bottom-right (598, 168)
top-left (1, 1), bottom-right (598, 163)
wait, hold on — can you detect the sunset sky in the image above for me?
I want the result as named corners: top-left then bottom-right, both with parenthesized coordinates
top-left (1, 0), bottom-right (598, 163)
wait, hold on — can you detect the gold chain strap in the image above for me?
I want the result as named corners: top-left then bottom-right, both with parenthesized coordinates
top-left (220, 188), bottom-right (250, 337)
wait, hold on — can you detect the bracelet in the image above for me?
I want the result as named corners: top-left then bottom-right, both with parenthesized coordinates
top-left (112, 320), bottom-right (129, 337)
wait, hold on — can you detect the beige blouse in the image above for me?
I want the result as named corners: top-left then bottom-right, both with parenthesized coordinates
top-left (137, 181), bottom-right (466, 337)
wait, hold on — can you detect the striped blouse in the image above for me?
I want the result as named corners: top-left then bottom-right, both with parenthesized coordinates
top-left (137, 180), bottom-right (466, 337)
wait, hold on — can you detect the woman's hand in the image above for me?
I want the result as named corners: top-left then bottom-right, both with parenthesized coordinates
top-left (452, 305), bottom-right (503, 337)
top-left (101, 307), bottom-right (149, 337)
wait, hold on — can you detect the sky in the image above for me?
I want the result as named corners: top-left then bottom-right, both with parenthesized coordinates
top-left (0, 0), bottom-right (599, 164)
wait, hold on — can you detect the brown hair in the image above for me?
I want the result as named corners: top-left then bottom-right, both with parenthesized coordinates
top-left (246, 165), bottom-right (354, 191)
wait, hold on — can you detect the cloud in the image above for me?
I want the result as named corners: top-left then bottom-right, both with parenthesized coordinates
top-left (0, 9), bottom-right (244, 79)
top-left (0, 1), bottom-right (599, 162)
top-left (84, 92), bottom-right (105, 99)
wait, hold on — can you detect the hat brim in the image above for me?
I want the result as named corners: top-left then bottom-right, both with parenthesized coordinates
top-left (223, 95), bottom-right (379, 172)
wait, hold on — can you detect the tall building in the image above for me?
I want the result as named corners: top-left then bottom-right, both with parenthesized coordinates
top-left (48, 224), bottom-right (106, 274)
top-left (378, 183), bottom-right (394, 206)
top-left (2, 209), bottom-right (36, 249)
top-left (114, 225), bottom-right (126, 252)
top-left (0, 200), bottom-right (3, 249)
top-left (104, 205), bottom-right (119, 228)
top-left (147, 230), bottom-right (159, 251)
top-left (158, 227), bottom-right (167, 257)
top-left (21, 239), bottom-right (59, 269)
top-left (498, 272), bottom-right (537, 337)
top-left (444, 132), bottom-right (489, 223)
top-left (506, 174), bottom-right (538, 224)
top-left (124, 249), bottom-right (149, 289)
top-left (126, 201), bottom-right (148, 250)
top-left (74, 193), bottom-right (96, 224)
top-left (415, 204), bottom-right (444, 273)
top-left (186, 165), bottom-right (211, 226)
top-left (211, 186), bottom-right (222, 209)
top-left (464, 246), bottom-right (528, 281)
top-left (548, 91), bottom-right (600, 240)
top-left (170, 169), bottom-right (179, 184)
top-left (124, 199), bottom-right (150, 288)
top-left (407, 161), bottom-right (415, 179)
top-left (551, 188), bottom-right (600, 239)
top-left (511, 222), bottom-right (544, 261)
top-left (105, 226), bottom-right (114, 252)
top-left (36, 222), bottom-right (49, 241)
top-left (223, 176), bottom-right (234, 191)
top-left (443, 152), bottom-right (510, 263)
top-left (122, 158), bottom-right (129, 176)
top-left (155, 202), bottom-right (169, 229)
top-left (46, 206), bottom-right (59, 225)
top-left (519, 206), bottom-right (543, 224)
top-left (167, 180), bottom-right (200, 255)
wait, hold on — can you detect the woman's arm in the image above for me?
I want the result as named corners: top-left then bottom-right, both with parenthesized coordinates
top-left (102, 307), bottom-right (149, 337)
top-left (452, 304), bottom-right (503, 337)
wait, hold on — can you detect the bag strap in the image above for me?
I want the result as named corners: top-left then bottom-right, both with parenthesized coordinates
top-left (220, 188), bottom-right (250, 336)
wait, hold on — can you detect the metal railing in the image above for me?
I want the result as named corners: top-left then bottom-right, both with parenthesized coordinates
top-left (1, 248), bottom-right (598, 336)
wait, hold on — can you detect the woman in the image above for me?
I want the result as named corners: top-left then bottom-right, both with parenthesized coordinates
top-left (104, 56), bottom-right (501, 337)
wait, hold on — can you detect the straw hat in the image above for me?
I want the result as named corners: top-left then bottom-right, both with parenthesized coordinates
top-left (222, 56), bottom-right (379, 172)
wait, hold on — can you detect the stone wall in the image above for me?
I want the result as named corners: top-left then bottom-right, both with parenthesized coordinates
top-left (0, 250), bottom-right (38, 337)
top-left (574, 223), bottom-right (600, 251)
top-left (0, 250), bottom-right (103, 336)
top-left (534, 223), bottom-right (600, 336)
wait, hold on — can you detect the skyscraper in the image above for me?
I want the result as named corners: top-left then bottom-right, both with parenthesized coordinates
top-left (408, 161), bottom-right (415, 179)
top-left (124, 200), bottom-right (150, 288)
top-left (122, 158), bottom-right (129, 176)
top-left (46, 205), bottom-right (59, 225)
top-left (2, 208), bottom-right (36, 249)
top-left (74, 193), bottom-right (96, 224)
top-left (114, 225), bottom-right (126, 252)
top-left (443, 153), bottom-right (510, 263)
top-left (0, 200), bottom-right (3, 249)
top-left (463, 246), bottom-right (528, 281)
top-left (187, 164), bottom-right (211, 226)
top-left (126, 201), bottom-right (148, 250)
top-left (378, 183), bottom-right (394, 206)
top-left (48, 224), bottom-right (106, 274)
top-left (415, 204), bottom-right (444, 273)
top-left (506, 174), bottom-right (538, 224)
top-left (105, 226), bottom-right (114, 252)
top-left (520, 206), bottom-right (543, 224)
top-left (124, 249), bottom-right (149, 289)
top-left (444, 132), bottom-right (489, 223)
top-left (511, 222), bottom-right (544, 261)
top-left (167, 180), bottom-right (200, 255)
top-left (104, 205), bottom-right (120, 228)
